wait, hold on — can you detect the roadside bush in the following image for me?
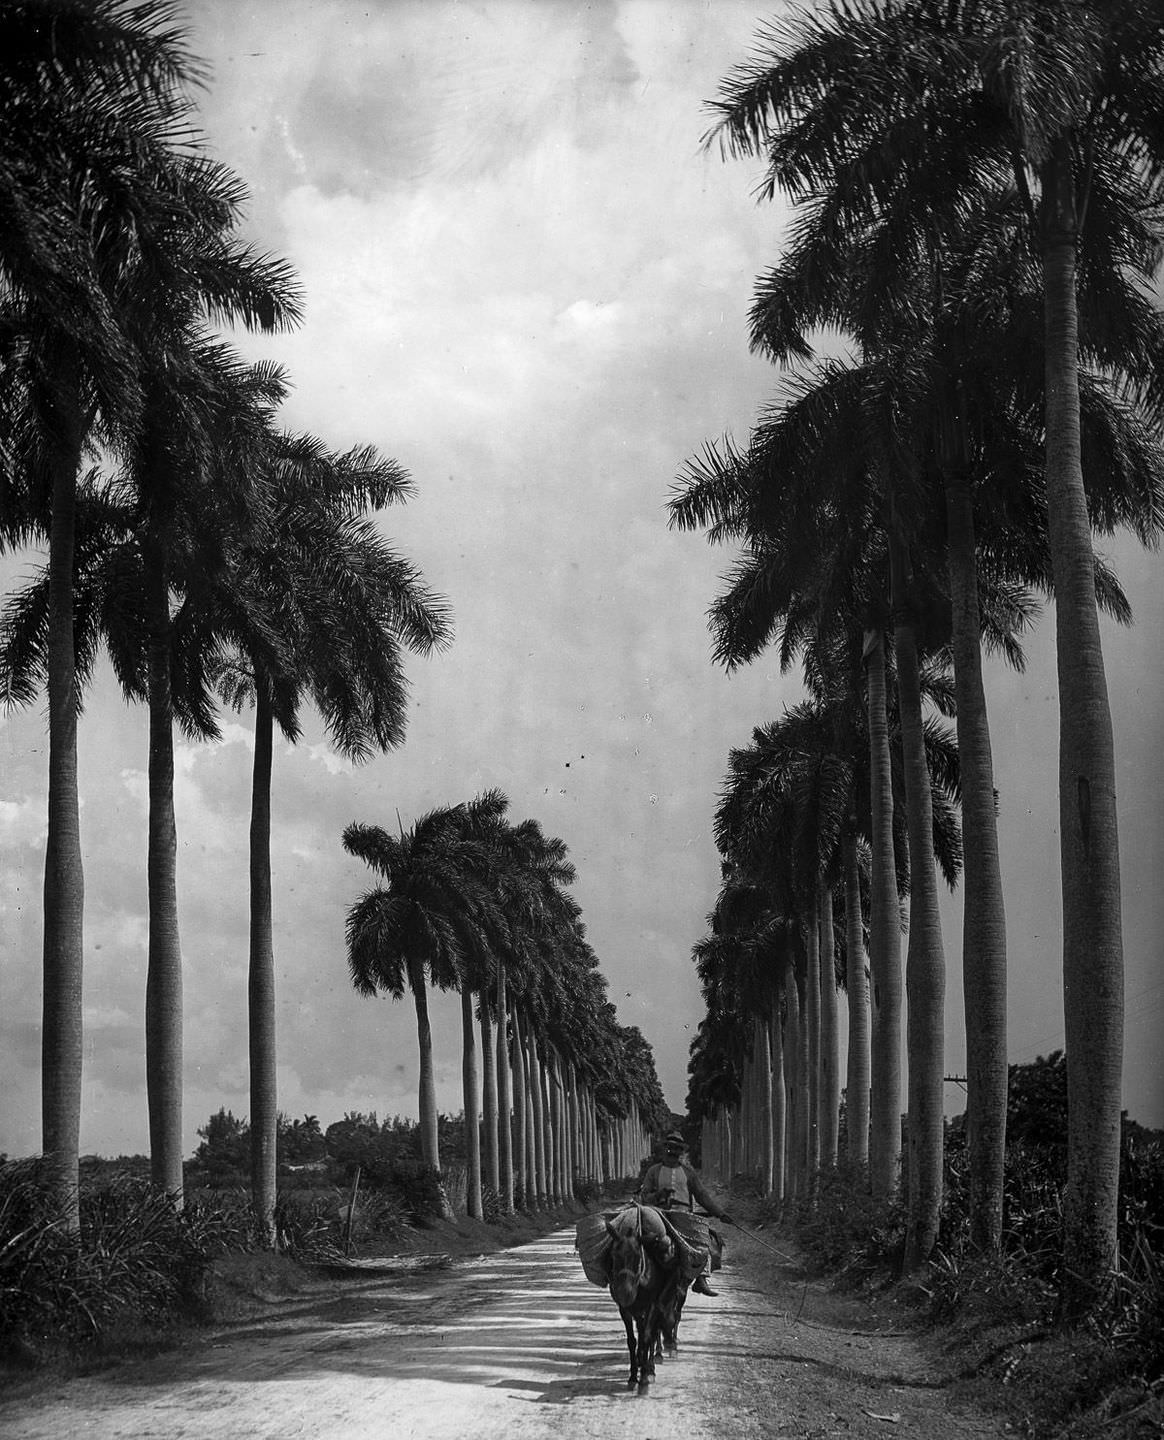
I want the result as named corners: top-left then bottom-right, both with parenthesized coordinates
top-left (0, 1162), bottom-right (217, 1358)
top-left (272, 1191), bottom-right (346, 1260)
top-left (337, 1188), bottom-right (413, 1250)
top-left (928, 1127), bottom-right (1163, 1439)
top-left (379, 1161), bottom-right (459, 1220)
top-left (789, 1161), bottom-right (906, 1281)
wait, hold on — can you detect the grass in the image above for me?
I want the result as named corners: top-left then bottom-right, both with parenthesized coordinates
top-left (765, 1138), bottom-right (1164, 1440)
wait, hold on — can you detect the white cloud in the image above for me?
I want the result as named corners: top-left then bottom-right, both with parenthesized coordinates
top-left (0, 794), bottom-right (45, 849)
top-left (305, 742), bottom-right (355, 777)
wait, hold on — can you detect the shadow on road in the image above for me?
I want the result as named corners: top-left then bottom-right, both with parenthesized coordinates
top-left (98, 1235), bottom-right (653, 1406)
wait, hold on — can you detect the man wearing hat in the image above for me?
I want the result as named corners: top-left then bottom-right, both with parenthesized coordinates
top-left (639, 1130), bottom-right (732, 1296)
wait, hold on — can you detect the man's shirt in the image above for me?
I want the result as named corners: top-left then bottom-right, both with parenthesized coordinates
top-left (640, 1159), bottom-right (724, 1217)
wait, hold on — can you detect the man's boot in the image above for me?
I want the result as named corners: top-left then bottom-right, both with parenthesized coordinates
top-left (692, 1274), bottom-right (717, 1297)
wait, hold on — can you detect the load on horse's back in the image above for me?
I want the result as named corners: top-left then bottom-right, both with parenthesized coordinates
top-left (575, 1201), bottom-right (709, 1389)
top-left (638, 1129), bottom-right (731, 1296)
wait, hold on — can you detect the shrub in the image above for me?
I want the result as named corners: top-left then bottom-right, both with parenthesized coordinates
top-left (338, 1188), bottom-right (413, 1249)
top-left (0, 1162), bottom-right (219, 1357)
top-left (790, 1160), bottom-right (906, 1281)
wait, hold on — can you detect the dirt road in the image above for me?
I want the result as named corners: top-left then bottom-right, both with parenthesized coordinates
top-left (0, 1224), bottom-right (1009, 1439)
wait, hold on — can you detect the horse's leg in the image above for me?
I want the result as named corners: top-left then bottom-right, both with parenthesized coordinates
top-left (650, 1293), bottom-right (669, 1360)
top-left (622, 1310), bottom-right (637, 1388)
top-left (663, 1281), bottom-right (686, 1356)
top-left (673, 1283), bottom-right (688, 1352)
top-left (635, 1315), bottom-right (655, 1387)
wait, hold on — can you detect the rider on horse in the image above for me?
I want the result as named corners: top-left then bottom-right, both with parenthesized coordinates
top-left (637, 1130), bottom-right (732, 1296)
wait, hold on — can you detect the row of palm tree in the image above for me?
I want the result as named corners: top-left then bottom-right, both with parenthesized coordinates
top-left (1, 2), bottom-right (666, 1240)
top-left (343, 791), bottom-right (670, 1219)
top-left (672, 0), bottom-right (1164, 1310)
top-left (0, 1), bottom-right (457, 1235)
top-left (2, 0), bottom-right (298, 1225)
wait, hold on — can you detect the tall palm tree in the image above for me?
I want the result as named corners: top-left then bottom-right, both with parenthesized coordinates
top-left (132, 342), bottom-right (298, 1203)
top-left (343, 805), bottom-right (501, 1220)
top-left (213, 429), bottom-right (452, 1240)
top-left (0, 0), bottom-right (212, 1226)
top-left (470, 808), bottom-right (577, 1211)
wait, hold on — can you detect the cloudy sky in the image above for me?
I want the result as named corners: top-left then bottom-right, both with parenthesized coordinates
top-left (1, 0), bottom-right (1161, 1162)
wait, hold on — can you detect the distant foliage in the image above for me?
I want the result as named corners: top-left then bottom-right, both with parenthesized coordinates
top-left (193, 1108), bottom-right (249, 1184)
top-left (187, 1107), bottom-right (471, 1223)
top-left (1007, 1051), bottom-right (1069, 1157)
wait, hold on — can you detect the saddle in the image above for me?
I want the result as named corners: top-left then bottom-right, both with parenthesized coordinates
top-left (657, 1209), bottom-right (711, 1286)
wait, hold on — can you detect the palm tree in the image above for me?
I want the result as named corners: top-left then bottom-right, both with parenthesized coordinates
top-left (213, 429), bottom-right (452, 1240)
top-left (471, 809), bottom-right (577, 1211)
top-left (343, 805), bottom-right (501, 1220)
top-left (704, 0), bottom-right (1164, 1305)
top-left (0, 0), bottom-right (212, 1226)
top-left (134, 343), bottom-right (299, 1203)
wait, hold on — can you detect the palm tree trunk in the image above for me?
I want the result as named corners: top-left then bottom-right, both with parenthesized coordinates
top-left (407, 955), bottom-right (446, 1187)
top-left (509, 993), bottom-right (527, 1208)
top-left (1042, 141), bottom-right (1124, 1309)
top-left (515, 1009), bottom-right (537, 1206)
top-left (770, 1002), bottom-right (786, 1208)
top-left (461, 987), bottom-right (483, 1219)
top-left (890, 532), bottom-right (946, 1274)
top-left (757, 1015), bottom-right (774, 1195)
top-left (567, 1062), bottom-right (581, 1198)
top-left (819, 881), bottom-right (840, 1169)
top-left (249, 684), bottom-right (278, 1246)
top-left (842, 828), bottom-right (871, 1169)
top-left (528, 1034), bottom-right (547, 1204)
top-left (479, 990), bottom-right (499, 1201)
top-left (542, 1048), bottom-right (557, 1205)
top-left (495, 960), bottom-right (514, 1212)
top-left (805, 902), bottom-right (821, 1187)
top-left (945, 470), bottom-right (1007, 1251)
top-left (144, 528), bottom-right (184, 1205)
top-left (866, 628), bottom-right (903, 1197)
top-left (785, 969), bottom-right (804, 1200)
top-left (41, 361), bottom-right (86, 1230)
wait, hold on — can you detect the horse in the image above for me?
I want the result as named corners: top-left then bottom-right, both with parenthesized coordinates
top-left (604, 1203), bottom-right (687, 1390)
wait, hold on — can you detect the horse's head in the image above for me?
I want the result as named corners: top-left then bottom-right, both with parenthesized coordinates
top-left (605, 1207), bottom-right (649, 1309)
